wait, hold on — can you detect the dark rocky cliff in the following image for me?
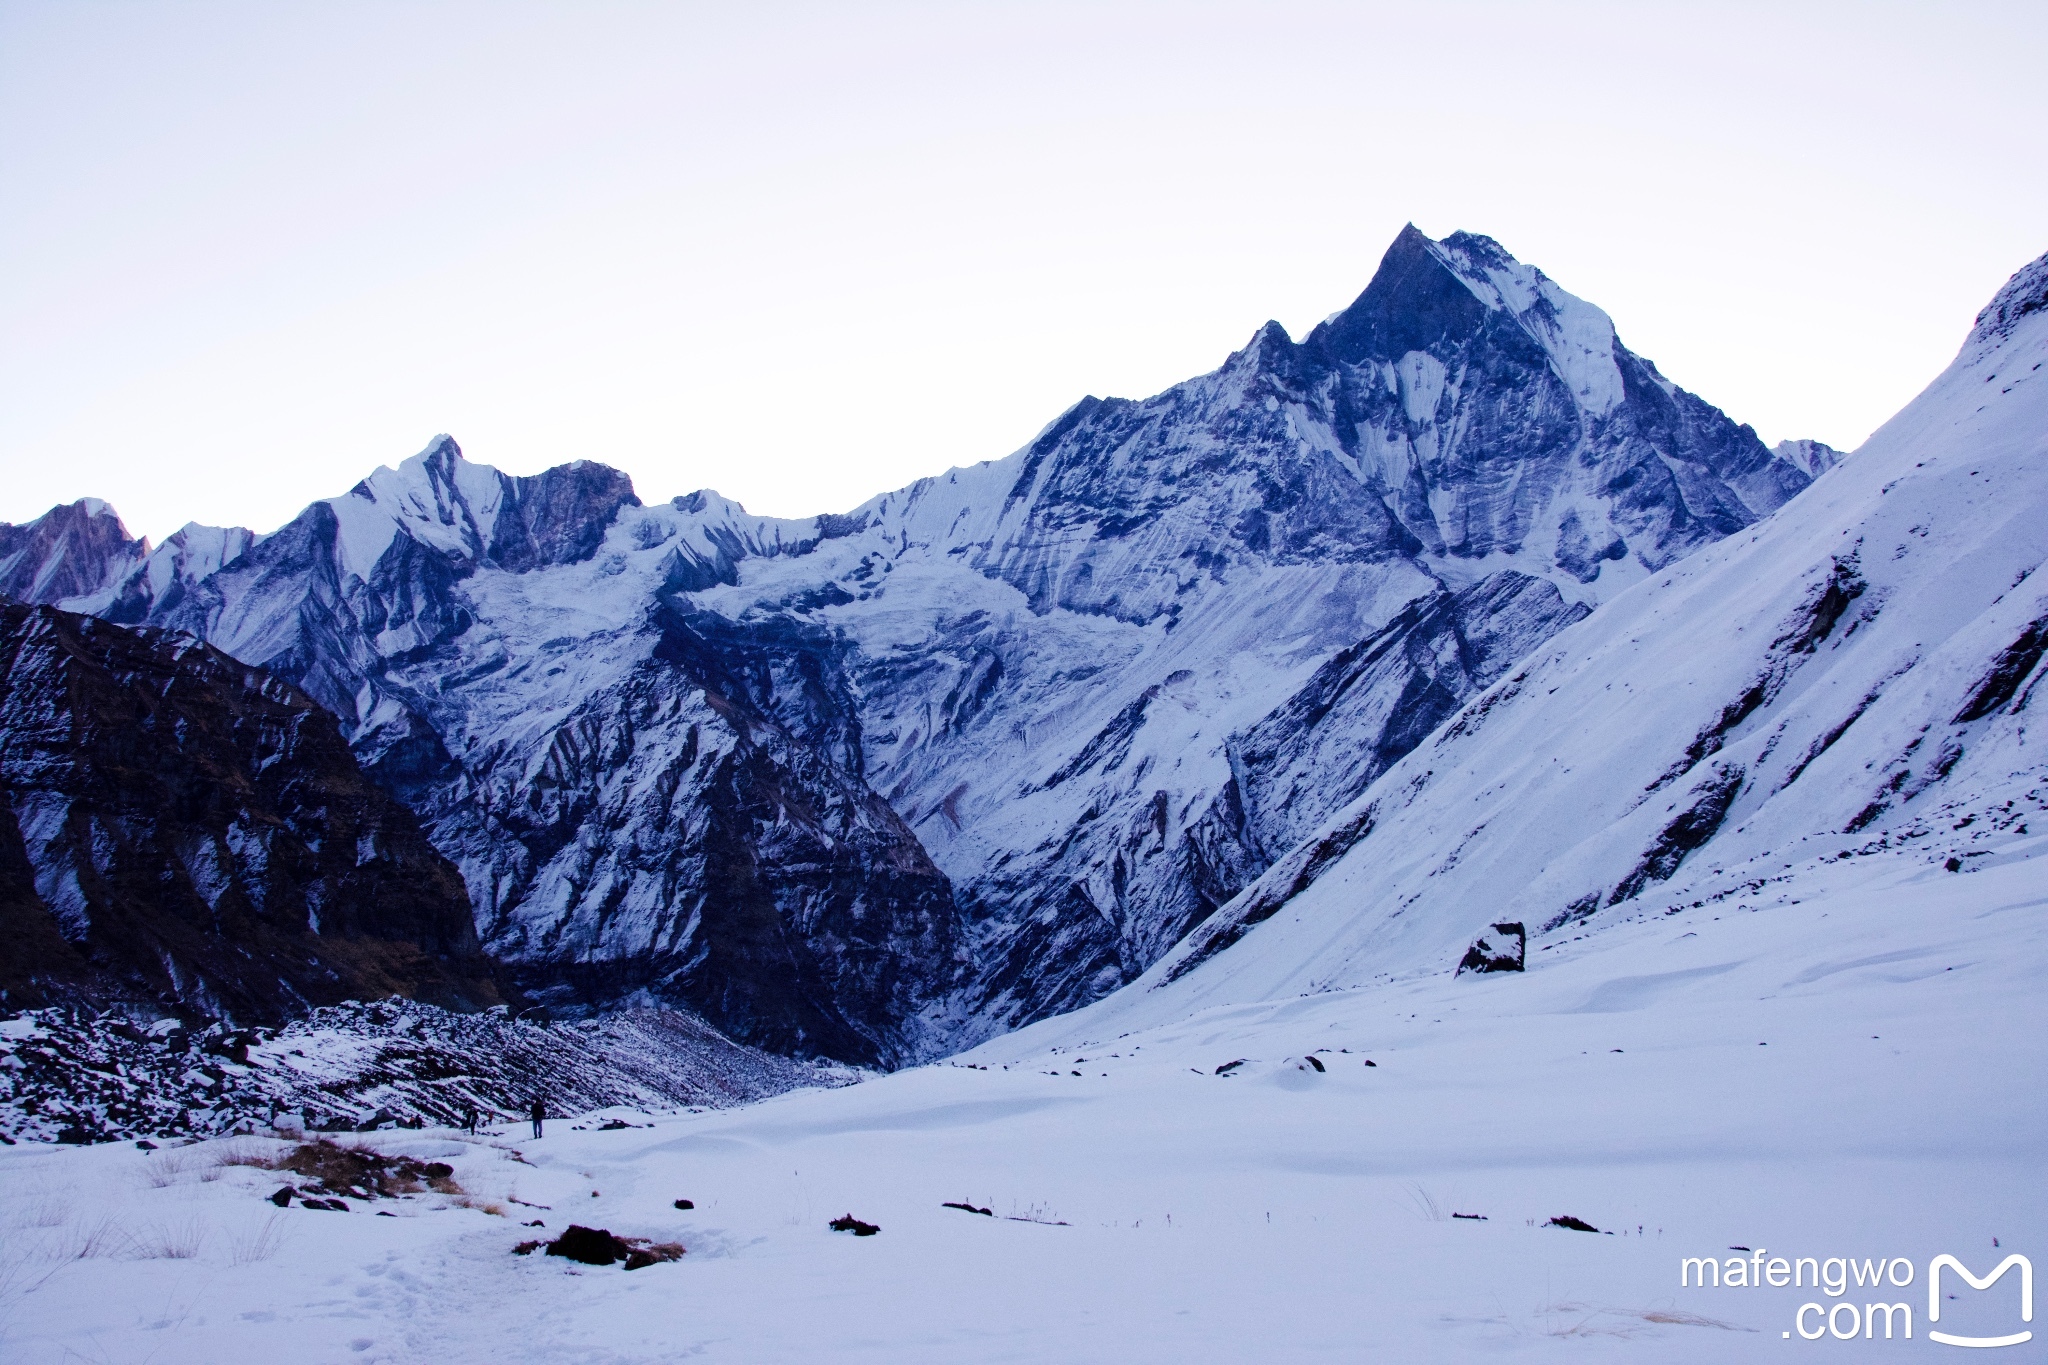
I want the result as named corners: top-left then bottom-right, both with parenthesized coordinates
top-left (0, 602), bottom-right (499, 1023)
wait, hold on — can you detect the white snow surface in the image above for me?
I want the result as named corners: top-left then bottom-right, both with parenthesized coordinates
top-left (1, 842), bottom-right (2039, 1362)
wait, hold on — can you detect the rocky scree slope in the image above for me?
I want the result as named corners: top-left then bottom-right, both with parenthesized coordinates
top-left (0, 996), bottom-right (841, 1145)
top-left (1, 226), bottom-right (1821, 1059)
top-left (1096, 245), bottom-right (2048, 1021)
top-left (0, 602), bottom-right (499, 1022)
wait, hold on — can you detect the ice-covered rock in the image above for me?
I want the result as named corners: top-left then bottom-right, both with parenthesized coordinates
top-left (0, 997), bottom-right (839, 1143)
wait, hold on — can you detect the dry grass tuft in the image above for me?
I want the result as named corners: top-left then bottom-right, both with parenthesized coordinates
top-left (226, 1213), bottom-right (291, 1266)
top-left (137, 1218), bottom-right (208, 1260)
top-left (68, 1215), bottom-right (136, 1261)
top-left (1404, 1184), bottom-right (1449, 1223)
top-left (20, 1193), bottom-right (73, 1227)
top-left (141, 1149), bottom-right (195, 1188)
top-left (210, 1138), bottom-right (283, 1171)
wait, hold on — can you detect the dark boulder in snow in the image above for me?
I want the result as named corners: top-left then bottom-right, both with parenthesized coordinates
top-left (1456, 922), bottom-right (1526, 975)
top-left (531, 1223), bottom-right (686, 1268)
top-left (546, 1224), bottom-right (634, 1265)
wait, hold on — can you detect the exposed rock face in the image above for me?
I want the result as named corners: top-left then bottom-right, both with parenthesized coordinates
top-left (3, 228), bottom-right (1818, 1058)
top-left (1456, 922), bottom-right (1526, 975)
top-left (0, 500), bottom-right (144, 605)
top-left (409, 598), bottom-right (965, 1065)
top-left (1, 440), bottom-right (960, 1066)
top-left (0, 602), bottom-right (497, 1023)
top-left (1206, 571), bottom-right (1591, 866)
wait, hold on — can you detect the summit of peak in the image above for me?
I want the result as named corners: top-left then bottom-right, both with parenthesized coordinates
top-left (1306, 225), bottom-right (1493, 365)
top-left (0, 496), bottom-right (146, 606)
top-left (417, 433), bottom-right (465, 463)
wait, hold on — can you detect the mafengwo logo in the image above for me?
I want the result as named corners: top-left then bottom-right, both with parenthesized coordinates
top-left (1678, 1249), bottom-right (2032, 1345)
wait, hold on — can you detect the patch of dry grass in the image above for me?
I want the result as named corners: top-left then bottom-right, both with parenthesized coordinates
top-left (140, 1149), bottom-right (195, 1188)
top-left (19, 1192), bottom-right (72, 1227)
top-left (269, 1139), bottom-right (462, 1201)
top-left (67, 1215), bottom-right (136, 1261)
top-left (209, 1138), bottom-right (284, 1171)
top-left (137, 1218), bottom-right (208, 1260)
top-left (226, 1213), bottom-right (291, 1266)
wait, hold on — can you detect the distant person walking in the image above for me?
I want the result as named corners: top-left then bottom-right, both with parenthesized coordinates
top-left (530, 1095), bottom-right (545, 1139)
top-left (463, 1104), bottom-right (478, 1135)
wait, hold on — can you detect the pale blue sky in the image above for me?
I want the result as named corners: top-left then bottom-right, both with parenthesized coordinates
top-left (3, 0), bottom-right (2043, 541)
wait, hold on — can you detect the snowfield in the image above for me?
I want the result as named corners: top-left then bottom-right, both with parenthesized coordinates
top-left (2, 842), bottom-right (2041, 1362)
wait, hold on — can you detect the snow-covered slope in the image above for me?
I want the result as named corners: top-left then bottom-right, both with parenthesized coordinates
top-left (1037, 246), bottom-right (2048, 1033)
top-left (5, 843), bottom-right (2042, 1362)
top-left (0, 227), bottom-right (1818, 1059)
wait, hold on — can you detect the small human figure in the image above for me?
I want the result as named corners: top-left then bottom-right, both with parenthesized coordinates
top-left (463, 1104), bottom-right (478, 1135)
top-left (530, 1095), bottom-right (545, 1140)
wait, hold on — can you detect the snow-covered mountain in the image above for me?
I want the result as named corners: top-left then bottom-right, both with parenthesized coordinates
top-left (0, 226), bottom-right (1823, 1061)
top-left (1034, 244), bottom-right (2048, 1027)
